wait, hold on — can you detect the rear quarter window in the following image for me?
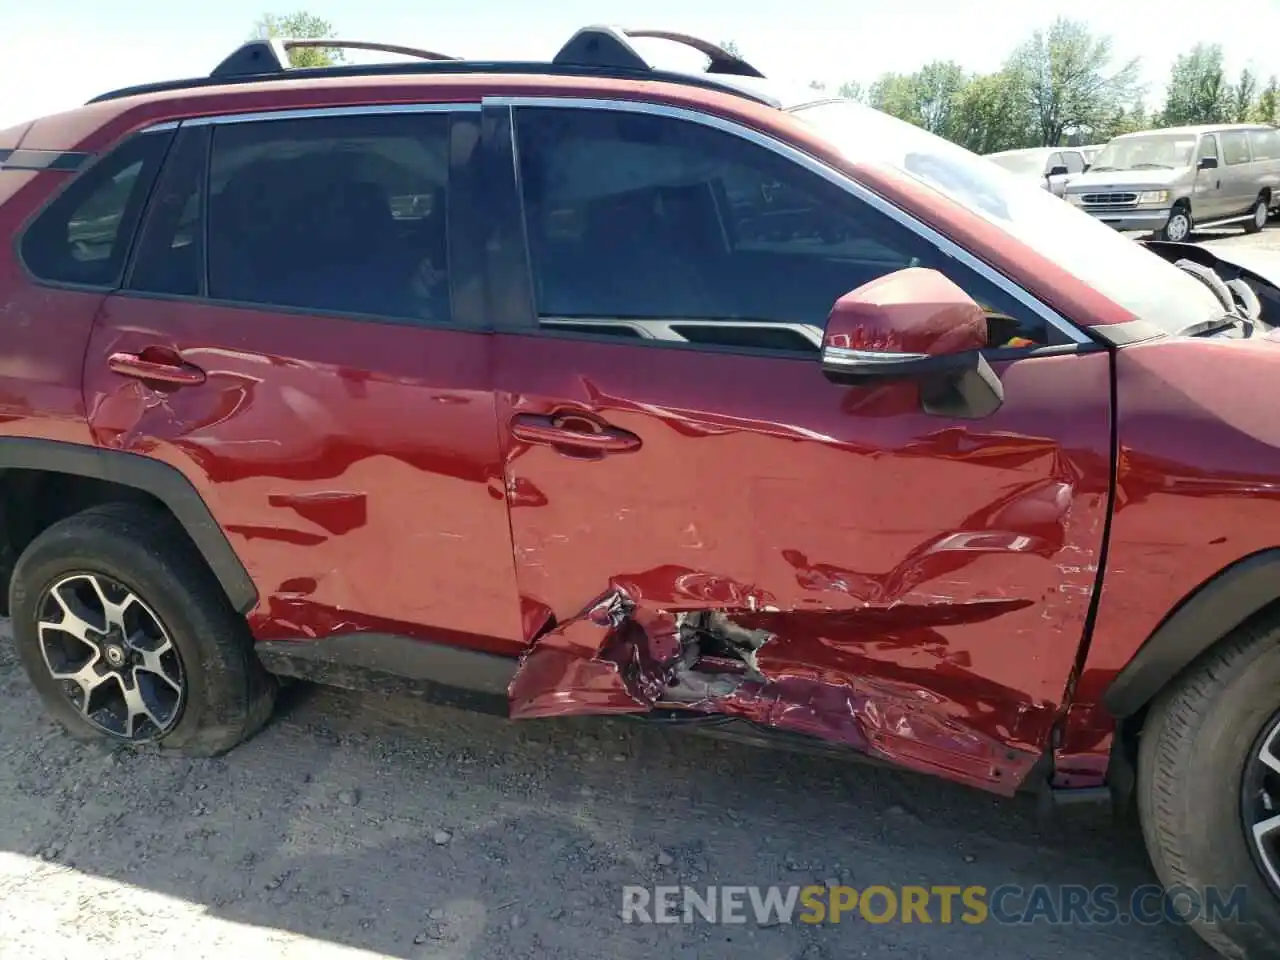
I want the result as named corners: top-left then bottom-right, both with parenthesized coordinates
top-left (1249, 129), bottom-right (1280, 161)
top-left (19, 130), bottom-right (173, 287)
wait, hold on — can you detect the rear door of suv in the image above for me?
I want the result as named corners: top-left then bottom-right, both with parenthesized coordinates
top-left (79, 103), bottom-right (525, 653)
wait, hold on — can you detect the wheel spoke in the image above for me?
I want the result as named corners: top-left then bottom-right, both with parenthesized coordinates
top-left (135, 644), bottom-right (182, 693)
top-left (1259, 735), bottom-right (1280, 777)
top-left (42, 583), bottom-right (105, 645)
top-left (87, 574), bottom-right (138, 635)
top-left (53, 659), bottom-right (110, 715)
top-left (121, 679), bottom-right (160, 738)
top-left (1254, 813), bottom-right (1280, 842)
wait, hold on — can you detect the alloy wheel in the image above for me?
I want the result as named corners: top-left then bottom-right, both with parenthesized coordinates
top-left (1255, 201), bottom-right (1269, 230)
top-left (1165, 211), bottom-right (1191, 242)
top-left (1243, 710), bottom-right (1280, 896)
top-left (36, 572), bottom-right (185, 741)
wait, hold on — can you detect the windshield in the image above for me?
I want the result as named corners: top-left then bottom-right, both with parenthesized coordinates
top-left (790, 100), bottom-right (1223, 336)
top-left (1089, 133), bottom-right (1197, 172)
top-left (987, 152), bottom-right (1048, 176)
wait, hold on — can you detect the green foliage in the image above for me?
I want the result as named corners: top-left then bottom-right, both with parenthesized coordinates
top-left (251, 11), bottom-right (345, 68)
top-left (1161, 44), bottom-right (1229, 125)
top-left (1007, 18), bottom-right (1141, 146)
top-left (1254, 77), bottom-right (1279, 124)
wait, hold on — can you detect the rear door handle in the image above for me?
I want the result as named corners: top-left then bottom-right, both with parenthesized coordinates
top-left (510, 413), bottom-right (641, 454)
top-left (108, 352), bottom-right (206, 386)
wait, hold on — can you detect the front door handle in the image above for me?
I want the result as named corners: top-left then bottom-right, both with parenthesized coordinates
top-left (510, 413), bottom-right (642, 454)
top-left (108, 351), bottom-right (206, 386)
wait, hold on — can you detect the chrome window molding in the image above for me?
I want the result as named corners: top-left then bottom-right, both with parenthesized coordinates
top-left (153, 101), bottom-right (479, 130)
top-left (542, 317), bottom-right (823, 347)
top-left (486, 95), bottom-right (1092, 347)
top-left (822, 346), bottom-right (929, 366)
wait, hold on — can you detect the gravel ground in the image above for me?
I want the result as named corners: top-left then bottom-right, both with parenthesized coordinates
top-left (0, 621), bottom-right (1218, 959)
top-left (8, 228), bottom-right (1278, 959)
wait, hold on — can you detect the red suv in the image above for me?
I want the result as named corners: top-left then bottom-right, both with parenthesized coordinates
top-left (2, 27), bottom-right (1278, 958)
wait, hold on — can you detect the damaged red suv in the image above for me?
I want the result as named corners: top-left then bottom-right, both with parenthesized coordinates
top-left (3, 26), bottom-right (1280, 957)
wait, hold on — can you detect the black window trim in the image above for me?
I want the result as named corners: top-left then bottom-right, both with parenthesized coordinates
top-left (107, 102), bottom-right (487, 332)
top-left (484, 95), bottom-right (1095, 357)
top-left (13, 126), bottom-right (177, 294)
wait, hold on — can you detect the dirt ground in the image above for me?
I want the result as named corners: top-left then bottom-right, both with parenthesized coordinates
top-left (8, 225), bottom-right (1279, 959)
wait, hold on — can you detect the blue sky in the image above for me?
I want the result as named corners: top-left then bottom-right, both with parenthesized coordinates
top-left (2, 0), bottom-right (1276, 129)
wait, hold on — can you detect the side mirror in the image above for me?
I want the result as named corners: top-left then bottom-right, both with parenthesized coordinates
top-left (1048, 165), bottom-right (1070, 178)
top-left (1198, 156), bottom-right (1219, 170)
top-left (820, 267), bottom-right (1004, 418)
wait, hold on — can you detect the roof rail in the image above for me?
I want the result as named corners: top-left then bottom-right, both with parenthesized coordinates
top-left (211, 38), bottom-right (460, 78)
top-left (88, 25), bottom-right (777, 107)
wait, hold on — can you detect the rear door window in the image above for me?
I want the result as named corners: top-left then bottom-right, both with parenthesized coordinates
top-left (1221, 131), bottom-right (1252, 165)
top-left (1249, 129), bottom-right (1280, 161)
top-left (201, 111), bottom-right (453, 324)
top-left (20, 130), bottom-right (174, 287)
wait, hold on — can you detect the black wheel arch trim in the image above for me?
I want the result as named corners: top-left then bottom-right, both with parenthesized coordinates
top-left (0, 438), bottom-right (258, 614)
top-left (1104, 548), bottom-right (1280, 718)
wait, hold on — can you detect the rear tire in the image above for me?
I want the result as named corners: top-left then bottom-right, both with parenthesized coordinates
top-left (8, 502), bottom-right (275, 756)
top-left (1245, 195), bottom-right (1269, 234)
top-left (1138, 617), bottom-right (1280, 959)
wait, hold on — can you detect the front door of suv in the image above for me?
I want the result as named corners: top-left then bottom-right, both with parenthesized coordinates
top-left (488, 100), bottom-right (1113, 791)
top-left (83, 105), bottom-right (525, 653)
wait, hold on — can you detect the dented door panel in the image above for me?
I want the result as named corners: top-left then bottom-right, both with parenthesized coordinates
top-left (497, 335), bottom-right (1112, 794)
top-left (85, 297), bottom-right (526, 654)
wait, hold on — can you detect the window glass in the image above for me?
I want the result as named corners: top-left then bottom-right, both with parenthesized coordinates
top-left (514, 107), bottom-right (1052, 351)
top-left (1249, 129), bottom-right (1280, 161)
top-left (205, 112), bottom-right (451, 323)
top-left (128, 126), bottom-right (208, 297)
top-left (20, 131), bottom-right (173, 287)
top-left (1221, 131), bottom-right (1251, 165)
top-left (1198, 135), bottom-right (1219, 161)
top-left (1062, 151), bottom-right (1085, 174)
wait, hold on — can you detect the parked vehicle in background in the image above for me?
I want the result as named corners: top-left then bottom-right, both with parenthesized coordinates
top-left (5, 28), bottom-right (1280, 960)
top-left (1063, 124), bottom-right (1280, 240)
top-left (984, 145), bottom-right (1087, 196)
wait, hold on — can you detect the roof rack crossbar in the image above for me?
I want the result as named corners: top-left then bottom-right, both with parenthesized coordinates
top-left (210, 38), bottom-right (459, 79)
top-left (622, 30), bottom-right (765, 78)
top-left (551, 25), bottom-right (766, 79)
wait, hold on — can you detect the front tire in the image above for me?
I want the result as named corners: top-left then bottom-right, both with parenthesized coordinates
top-left (8, 503), bottom-right (275, 756)
top-left (1138, 618), bottom-right (1280, 958)
top-left (1245, 195), bottom-right (1269, 235)
top-left (1159, 204), bottom-right (1193, 242)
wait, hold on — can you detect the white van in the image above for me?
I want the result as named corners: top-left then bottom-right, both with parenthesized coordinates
top-left (1061, 124), bottom-right (1280, 240)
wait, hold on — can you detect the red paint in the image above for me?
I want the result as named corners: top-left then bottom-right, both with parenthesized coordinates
top-left (82, 296), bottom-right (527, 655)
top-left (824, 267), bottom-right (989, 356)
top-left (495, 335), bottom-right (1112, 794)
top-left (8, 65), bottom-right (1280, 802)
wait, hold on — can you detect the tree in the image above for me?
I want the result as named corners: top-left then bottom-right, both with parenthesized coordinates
top-left (951, 70), bottom-right (1035, 153)
top-left (869, 72), bottom-right (924, 125)
top-left (1254, 76), bottom-right (1280, 124)
top-left (1162, 44), bottom-right (1230, 125)
top-left (1007, 18), bottom-right (1141, 146)
top-left (1231, 67), bottom-right (1259, 123)
top-left (912, 61), bottom-right (969, 140)
top-left (836, 81), bottom-right (864, 102)
top-left (251, 11), bottom-right (344, 68)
